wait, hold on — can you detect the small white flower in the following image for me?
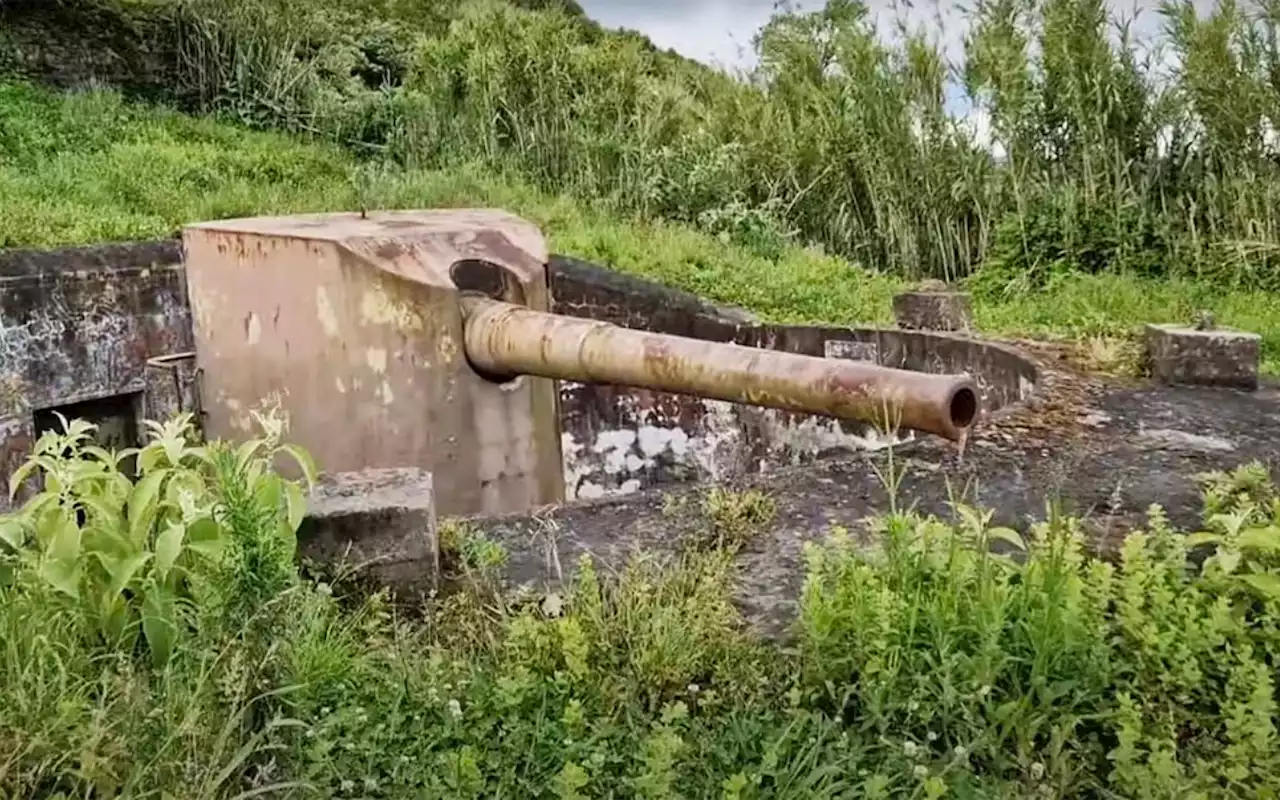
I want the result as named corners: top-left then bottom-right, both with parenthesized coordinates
top-left (687, 683), bottom-right (700, 694)
top-left (1031, 762), bottom-right (1045, 780)
top-left (978, 685), bottom-right (992, 697)
top-left (903, 741), bottom-right (919, 757)
top-left (908, 700), bottom-right (920, 712)
top-left (913, 765), bottom-right (928, 778)
top-left (447, 699), bottom-right (463, 720)
top-left (954, 745), bottom-right (968, 758)
top-left (926, 731), bottom-right (938, 742)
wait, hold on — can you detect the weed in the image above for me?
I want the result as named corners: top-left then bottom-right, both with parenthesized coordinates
top-left (699, 487), bottom-right (777, 552)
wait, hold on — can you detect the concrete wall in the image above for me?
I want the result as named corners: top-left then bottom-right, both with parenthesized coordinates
top-left (549, 257), bottom-right (1038, 500)
top-left (0, 240), bottom-right (192, 501)
top-left (0, 238), bottom-right (1037, 508)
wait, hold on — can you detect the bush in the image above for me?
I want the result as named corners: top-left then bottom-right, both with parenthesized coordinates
top-left (800, 470), bottom-right (1280, 797)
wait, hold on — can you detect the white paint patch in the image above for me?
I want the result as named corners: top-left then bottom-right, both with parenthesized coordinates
top-left (637, 425), bottom-right (690, 458)
top-left (561, 431), bottom-right (584, 461)
top-left (593, 429), bottom-right (637, 453)
top-left (1019, 376), bottom-right (1035, 401)
top-left (686, 400), bottom-right (747, 481)
top-left (379, 380), bottom-right (395, 404)
top-left (825, 339), bottom-right (878, 362)
top-left (316, 287), bottom-right (340, 338)
top-left (560, 431), bottom-right (590, 502)
top-left (593, 429), bottom-right (638, 475)
top-left (245, 312), bottom-right (261, 345)
top-left (335, 377), bottom-right (347, 394)
top-left (366, 348), bottom-right (388, 374)
top-left (360, 284), bottom-right (423, 331)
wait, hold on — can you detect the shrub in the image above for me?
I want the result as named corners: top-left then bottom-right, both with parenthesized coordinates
top-left (0, 407), bottom-right (315, 666)
top-left (798, 477), bottom-right (1280, 796)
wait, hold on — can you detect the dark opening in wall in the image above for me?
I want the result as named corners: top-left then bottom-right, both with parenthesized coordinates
top-left (33, 392), bottom-right (142, 476)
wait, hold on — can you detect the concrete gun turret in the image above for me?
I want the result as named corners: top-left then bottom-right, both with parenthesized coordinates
top-left (182, 210), bottom-right (978, 517)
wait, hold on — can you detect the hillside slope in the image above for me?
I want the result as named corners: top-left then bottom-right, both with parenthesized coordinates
top-left (10, 0), bottom-right (1280, 296)
top-left (3, 79), bottom-right (1280, 372)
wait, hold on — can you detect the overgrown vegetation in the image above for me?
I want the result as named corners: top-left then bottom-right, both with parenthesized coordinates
top-left (7, 0), bottom-right (1280, 794)
top-left (4, 77), bottom-right (1280, 372)
top-left (14, 0), bottom-right (1280, 292)
top-left (5, 413), bottom-right (1280, 796)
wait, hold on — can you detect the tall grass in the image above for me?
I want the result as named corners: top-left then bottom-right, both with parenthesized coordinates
top-left (8, 78), bottom-right (1280, 371)
top-left (69, 0), bottom-right (1280, 290)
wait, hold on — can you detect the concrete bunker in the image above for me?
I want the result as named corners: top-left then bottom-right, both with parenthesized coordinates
top-left (176, 211), bottom-right (1001, 514)
top-left (0, 211), bottom-right (1041, 621)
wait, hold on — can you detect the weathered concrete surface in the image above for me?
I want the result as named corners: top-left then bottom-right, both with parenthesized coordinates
top-left (0, 238), bottom-right (1033, 513)
top-left (0, 240), bottom-right (192, 499)
top-left (183, 211), bottom-right (564, 519)
top-left (463, 352), bottom-right (1280, 640)
top-left (550, 257), bottom-right (1037, 500)
top-left (142, 352), bottom-right (200, 424)
top-left (298, 468), bottom-right (438, 594)
top-left (892, 290), bottom-right (974, 332)
top-left (1145, 323), bottom-right (1260, 390)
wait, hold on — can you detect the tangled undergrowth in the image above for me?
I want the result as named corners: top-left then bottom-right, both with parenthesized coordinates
top-left (3, 413), bottom-right (1280, 798)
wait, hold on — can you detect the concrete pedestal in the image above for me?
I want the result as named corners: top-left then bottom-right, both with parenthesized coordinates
top-left (298, 467), bottom-right (439, 591)
top-left (893, 290), bottom-right (974, 332)
top-left (1144, 323), bottom-right (1260, 390)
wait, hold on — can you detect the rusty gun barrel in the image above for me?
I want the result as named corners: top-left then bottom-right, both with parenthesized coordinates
top-left (460, 296), bottom-right (979, 442)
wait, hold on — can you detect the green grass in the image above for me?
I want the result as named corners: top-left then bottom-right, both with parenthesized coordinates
top-left (6, 412), bottom-right (1280, 796)
top-left (4, 80), bottom-right (1280, 373)
top-left (53, 0), bottom-right (1280, 292)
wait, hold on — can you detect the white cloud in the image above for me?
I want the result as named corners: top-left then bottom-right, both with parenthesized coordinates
top-left (958, 105), bottom-right (1007, 160)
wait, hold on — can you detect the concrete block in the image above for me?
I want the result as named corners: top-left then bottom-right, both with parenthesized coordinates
top-left (1145, 323), bottom-right (1260, 390)
top-left (297, 467), bottom-right (439, 592)
top-left (893, 289), bottom-right (974, 332)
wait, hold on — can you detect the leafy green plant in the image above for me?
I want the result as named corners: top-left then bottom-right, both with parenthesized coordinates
top-left (0, 408), bottom-right (315, 667)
